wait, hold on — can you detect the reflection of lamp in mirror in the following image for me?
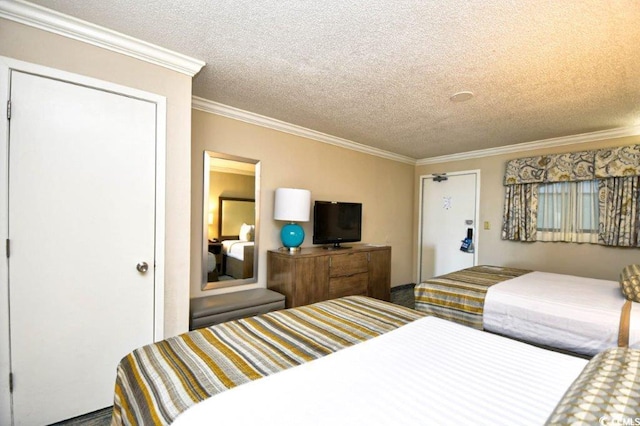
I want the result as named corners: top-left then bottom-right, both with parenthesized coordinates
top-left (207, 201), bottom-right (216, 240)
top-left (274, 188), bottom-right (311, 252)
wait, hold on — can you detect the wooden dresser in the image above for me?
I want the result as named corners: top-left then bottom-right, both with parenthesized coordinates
top-left (267, 245), bottom-right (391, 308)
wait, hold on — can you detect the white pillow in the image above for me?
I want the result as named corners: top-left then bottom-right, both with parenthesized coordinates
top-left (239, 223), bottom-right (253, 241)
top-left (621, 264), bottom-right (640, 303)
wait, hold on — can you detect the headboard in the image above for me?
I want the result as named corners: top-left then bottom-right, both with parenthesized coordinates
top-left (218, 197), bottom-right (255, 240)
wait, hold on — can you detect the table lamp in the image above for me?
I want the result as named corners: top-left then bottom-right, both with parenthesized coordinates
top-left (274, 188), bottom-right (311, 252)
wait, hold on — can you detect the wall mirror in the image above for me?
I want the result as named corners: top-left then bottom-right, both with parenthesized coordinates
top-left (202, 151), bottom-right (260, 289)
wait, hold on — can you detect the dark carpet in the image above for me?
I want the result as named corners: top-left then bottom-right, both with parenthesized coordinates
top-left (52, 407), bottom-right (112, 426)
top-left (390, 282), bottom-right (416, 309)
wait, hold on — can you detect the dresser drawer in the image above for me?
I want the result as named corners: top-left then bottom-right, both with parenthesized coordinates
top-left (330, 252), bottom-right (368, 277)
top-left (329, 273), bottom-right (368, 299)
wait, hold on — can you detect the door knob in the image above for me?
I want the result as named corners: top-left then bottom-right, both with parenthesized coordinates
top-left (136, 262), bottom-right (149, 273)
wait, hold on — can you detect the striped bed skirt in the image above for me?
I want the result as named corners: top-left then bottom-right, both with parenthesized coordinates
top-left (112, 296), bottom-right (426, 425)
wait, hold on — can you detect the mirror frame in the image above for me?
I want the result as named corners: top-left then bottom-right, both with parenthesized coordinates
top-left (202, 151), bottom-right (261, 290)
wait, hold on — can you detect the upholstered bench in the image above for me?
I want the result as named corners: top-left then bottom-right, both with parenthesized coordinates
top-left (189, 288), bottom-right (285, 330)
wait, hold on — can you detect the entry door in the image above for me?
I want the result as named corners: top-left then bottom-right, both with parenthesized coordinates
top-left (8, 71), bottom-right (157, 425)
top-left (419, 171), bottom-right (479, 282)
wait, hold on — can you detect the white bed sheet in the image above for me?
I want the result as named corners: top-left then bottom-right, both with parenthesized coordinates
top-left (484, 271), bottom-right (640, 356)
top-left (221, 240), bottom-right (253, 261)
top-left (173, 316), bottom-right (587, 426)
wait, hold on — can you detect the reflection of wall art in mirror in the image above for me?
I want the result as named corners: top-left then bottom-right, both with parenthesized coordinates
top-left (219, 197), bottom-right (255, 240)
top-left (202, 151), bottom-right (260, 289)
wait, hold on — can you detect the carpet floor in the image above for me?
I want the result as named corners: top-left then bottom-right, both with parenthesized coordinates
top-left (390, 282), bottom-right (416, 309)
top-left (52, 407), bottom-right (112, 426)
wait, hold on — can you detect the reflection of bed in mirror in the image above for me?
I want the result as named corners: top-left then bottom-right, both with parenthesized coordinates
top-left (222, 240), bottom-right (254, 279)
top-left (218, 197), bottom-right (255, 280)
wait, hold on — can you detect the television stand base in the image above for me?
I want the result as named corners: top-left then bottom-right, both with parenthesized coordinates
top-left (322, 244), bottom-right (351, 250)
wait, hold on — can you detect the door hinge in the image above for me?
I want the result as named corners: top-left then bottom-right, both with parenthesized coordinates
top-left (9, 372), bottom-right (13, 392)
top-left (5, 239), bottom-right (9, 258)
top-left (7, 100), bottom-right (10, 120)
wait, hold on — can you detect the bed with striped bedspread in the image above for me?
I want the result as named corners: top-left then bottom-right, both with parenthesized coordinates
top-left (111, 296), bottom-right (426, 425)
top-left (414, 265), bottom-right (531, 329)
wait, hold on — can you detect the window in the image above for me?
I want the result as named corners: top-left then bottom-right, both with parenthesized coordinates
top-left (537, 180), bottom-right (599, 243)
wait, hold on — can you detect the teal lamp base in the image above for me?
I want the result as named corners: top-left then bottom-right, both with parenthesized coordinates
top-left (281, 222), bottom-right (305, 252)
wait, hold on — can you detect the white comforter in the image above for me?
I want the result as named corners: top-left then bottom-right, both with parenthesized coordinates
top-left (173, 316), bottom-right (587, 426)
top-left (484, 271), bottom-right (640, 356)
top-left (221, 240), bottom-right (253, 261)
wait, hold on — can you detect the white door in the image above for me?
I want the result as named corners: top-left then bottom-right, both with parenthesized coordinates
top-left (418, 171), bottom-right (479, 282)
top-left (8, 70), bottom-right (157, 425)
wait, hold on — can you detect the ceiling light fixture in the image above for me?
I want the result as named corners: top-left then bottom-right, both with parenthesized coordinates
top-left (450, 91), bottom-right (474, 102)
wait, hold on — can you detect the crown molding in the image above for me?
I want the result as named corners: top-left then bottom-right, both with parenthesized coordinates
top-left (192, 96), bottom-right (417, 165)
top-left (0, 0), bottom-right (205, 76)
top-left (417, 125), bottom-right (640, 165)
top-left (195, 96), bottom-right (640, 167)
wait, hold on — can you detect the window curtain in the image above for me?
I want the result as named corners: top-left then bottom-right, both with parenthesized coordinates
top-left (502, 183), bottom-right (538, 241)
top-left (537, 180), bottom-right (599, 243)
top-left (502, 144), bottom-right (640, 246)
top-left (598, 176), bottom-right (640, 247)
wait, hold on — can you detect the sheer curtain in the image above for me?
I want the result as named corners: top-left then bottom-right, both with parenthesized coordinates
top-left (537, 180), bottom-right (599, 243)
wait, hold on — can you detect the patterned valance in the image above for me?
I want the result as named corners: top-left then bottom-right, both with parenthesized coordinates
top-left (504, 144), bottom-right (640, 185)
top-left (595, 145), bottom-right (640, 179)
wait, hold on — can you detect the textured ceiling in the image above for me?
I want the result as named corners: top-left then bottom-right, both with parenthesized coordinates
top-left (28, 0), bottom-right (640, 159)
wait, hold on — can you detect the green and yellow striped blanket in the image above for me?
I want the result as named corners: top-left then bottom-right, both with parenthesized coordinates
top-left (414, 265), bottom-right (531, 329)
top-left (111, 296), bottom-right (425, 425)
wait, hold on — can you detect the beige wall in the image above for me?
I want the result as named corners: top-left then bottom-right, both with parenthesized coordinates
top-left (191, 110), bottom-right (415, 298)
top-left (1, 19), bottom-right (194, 337)
top-left (415, 135), bottom-right (640, 281)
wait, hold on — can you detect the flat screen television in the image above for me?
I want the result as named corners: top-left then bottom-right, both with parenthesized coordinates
top-left (313, 201), bottom-right (362, 248)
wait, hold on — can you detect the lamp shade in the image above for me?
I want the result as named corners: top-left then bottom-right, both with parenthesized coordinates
top-left (274, 188), bottom-right (311, 222)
